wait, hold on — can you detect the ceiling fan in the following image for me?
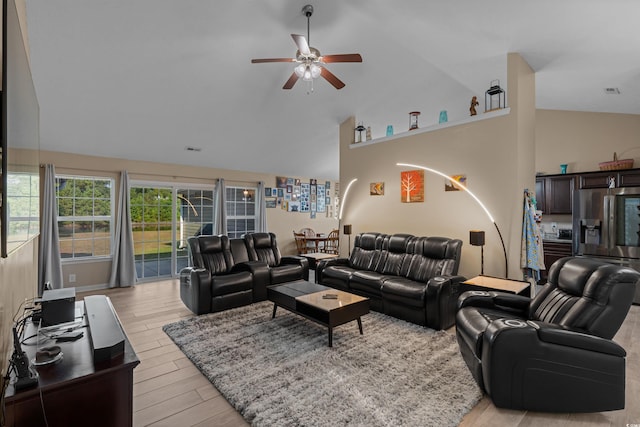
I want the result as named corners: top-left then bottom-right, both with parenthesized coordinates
top-left (251, 4), bottom-right (362, 90)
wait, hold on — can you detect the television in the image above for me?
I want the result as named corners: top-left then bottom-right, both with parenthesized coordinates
top-left (1, 0), bottom-right (41, 257)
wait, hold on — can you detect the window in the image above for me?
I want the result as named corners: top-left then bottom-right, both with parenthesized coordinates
top-left (226, 186), bottom-right (256, 238)
top-left (5, 172), bottom-right (40, 253)
top-left (56, 176), bottom-right (113, 259)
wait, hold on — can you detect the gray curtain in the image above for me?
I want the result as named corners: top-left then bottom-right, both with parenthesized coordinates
top-left (215, 178), bottom-right (227, 235)
top-left (257, 181), bottom-right (268, 232)
top-left (109, 170), bottom-right (137, 287)
top-left (38, 164), bottom-right (63, 295)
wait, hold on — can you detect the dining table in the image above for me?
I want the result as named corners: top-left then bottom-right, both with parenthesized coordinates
top-left (304, 234), bottom-right (330, 252)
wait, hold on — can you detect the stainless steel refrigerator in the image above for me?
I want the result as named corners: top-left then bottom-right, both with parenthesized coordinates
top-left (573, 186), bottom-right (640, 304)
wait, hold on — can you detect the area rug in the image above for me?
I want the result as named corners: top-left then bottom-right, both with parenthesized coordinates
top-left (163, 301), bottom-right (482, 427)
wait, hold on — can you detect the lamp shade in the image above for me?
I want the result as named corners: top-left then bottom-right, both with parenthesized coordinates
top-left (469, 230), bottom-right (485, 246)
top-left (343, 224), bottom-right (353, 235)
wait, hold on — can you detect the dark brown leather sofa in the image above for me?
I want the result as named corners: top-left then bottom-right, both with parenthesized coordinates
top-left (316, 232), bottom-right (464, 330)
top-left (180, 232), bottom-right (309, 315)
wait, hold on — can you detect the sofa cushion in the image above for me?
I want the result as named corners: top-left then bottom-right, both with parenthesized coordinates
top-left (349, 232), bottom-right (385, 271)
top-left (405, 237), bottom-right (462, 281)
top-left (349, 270), bottom-right (388, 297)
top-left (381, 277), bottom-right (427, 308)
top-left (379, 234), bottom-right (412, 275)
top-left (196, 235), bottom-right (233, 274)
top-left (211, 271), bottom-right (253, 296)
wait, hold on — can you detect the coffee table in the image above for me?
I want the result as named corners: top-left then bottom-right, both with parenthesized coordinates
top-left (267, 280), bottom-right (370, 347)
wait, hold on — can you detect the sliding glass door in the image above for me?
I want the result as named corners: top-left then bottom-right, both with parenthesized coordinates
top-left (130, 183), bottom-right (214, 281)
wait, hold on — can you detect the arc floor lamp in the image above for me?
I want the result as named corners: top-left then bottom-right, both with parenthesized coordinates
top-left (397, 163), bottom-right (508, 277)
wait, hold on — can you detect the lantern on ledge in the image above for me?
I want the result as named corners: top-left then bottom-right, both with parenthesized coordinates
top-left (409, 111), bottom-right (421, 130)
top-left (485, 80), bottom-right (506, 112)
top-left (354, 122), bottom-right (366, 143)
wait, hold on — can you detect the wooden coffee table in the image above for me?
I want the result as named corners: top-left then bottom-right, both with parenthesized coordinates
top-left (267, 280), bottom-right (370, 347)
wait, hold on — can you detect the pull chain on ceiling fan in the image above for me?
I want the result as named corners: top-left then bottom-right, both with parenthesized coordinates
top-left (251, 4), bottom-right (363, 91)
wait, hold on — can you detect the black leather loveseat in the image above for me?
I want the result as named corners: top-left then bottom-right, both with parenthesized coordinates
top-left (180, 232), bottom-right (309, 315)
top-left (316, 232), bottom-right (464, 330)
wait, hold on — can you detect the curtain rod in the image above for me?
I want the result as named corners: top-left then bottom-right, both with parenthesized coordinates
top-left (40, 164), bottom-right (218, 182)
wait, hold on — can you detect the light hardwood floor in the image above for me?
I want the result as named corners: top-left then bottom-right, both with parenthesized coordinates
top-left (79, 280), bottom-right (640, 427)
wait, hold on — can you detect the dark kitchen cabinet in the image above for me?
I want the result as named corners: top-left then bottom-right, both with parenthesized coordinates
top-left (618, 170), bottom-right (640, 187)
top-left (536, 176), bottom-right (574, 214)
top-left (542, 241), bottom-right (572, 281)
top-left (579, 171), bottom-right (616, 189)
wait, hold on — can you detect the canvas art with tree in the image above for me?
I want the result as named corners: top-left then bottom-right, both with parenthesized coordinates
top-left (400, 170), bottom-right (424, 203)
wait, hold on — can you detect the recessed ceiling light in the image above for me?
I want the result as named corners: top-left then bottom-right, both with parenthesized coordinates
top-left (604, 88), bottom-right (620, 95)
top-left (184, 146), bottom-right (202, 152)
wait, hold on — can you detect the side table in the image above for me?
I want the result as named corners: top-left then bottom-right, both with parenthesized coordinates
top-left (461, 275), bottom-right (531, 297)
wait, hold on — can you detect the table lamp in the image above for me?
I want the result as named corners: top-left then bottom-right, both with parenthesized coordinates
top-left (469, 230), bottom-right (486, 275)
top-left (343, 224), bottom-right (353, 256)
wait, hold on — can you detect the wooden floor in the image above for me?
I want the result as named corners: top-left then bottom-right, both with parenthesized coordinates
top-left (80, 280), bottom-right (640, 427)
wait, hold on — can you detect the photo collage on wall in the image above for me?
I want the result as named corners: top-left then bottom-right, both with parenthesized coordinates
top-left (265, 177), bottom-right (338, 219)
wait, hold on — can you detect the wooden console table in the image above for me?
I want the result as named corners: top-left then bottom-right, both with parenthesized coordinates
top-left (3, 299), bottom-right (139, 427)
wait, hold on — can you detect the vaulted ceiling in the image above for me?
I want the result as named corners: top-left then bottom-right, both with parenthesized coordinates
top-left (26, 0), bottom-right (640, 180)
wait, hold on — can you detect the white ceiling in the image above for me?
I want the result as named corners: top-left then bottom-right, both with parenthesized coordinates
top-left (25, 0), bottom-right (640, 181)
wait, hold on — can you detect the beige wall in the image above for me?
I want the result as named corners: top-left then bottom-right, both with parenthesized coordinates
top-left (39, 150), bottom-right (339, 290)
top-left (536, 109), bottom-right (640, 175)
top-left (339, 53), bottom-right (536, 280)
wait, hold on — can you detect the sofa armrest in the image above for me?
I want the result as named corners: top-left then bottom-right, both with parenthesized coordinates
top-left (280, 256), bottom-right (310, 281)
top-left (457, 290), bottom-right (531, 317)
top-left (232, 261), bottom-right (271, 301)
top-left (316, 257), bottom-right (350, 283)
top-left (425, 275), bottom-right (466, 330)
top-left (179, 267), bottom-right (212, 315)
top-left (529, 321), bottom-right (626, 357)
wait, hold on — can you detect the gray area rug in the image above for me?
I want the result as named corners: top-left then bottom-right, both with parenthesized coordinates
top-left (163, 301), bottom-right (482, 427)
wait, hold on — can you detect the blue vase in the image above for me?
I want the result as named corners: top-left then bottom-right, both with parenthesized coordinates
top-left (386, 125), bottom-right (394, 136)
top-left (439, 110), bottom-right (448, 123)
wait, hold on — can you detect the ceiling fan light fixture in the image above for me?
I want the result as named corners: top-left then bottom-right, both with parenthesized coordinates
top-left (302, 66), bottom-right (312, 81)
top-left (310, 63), bottom-right (321, 79)
top-left (294, 63), bottom-right (306, 78)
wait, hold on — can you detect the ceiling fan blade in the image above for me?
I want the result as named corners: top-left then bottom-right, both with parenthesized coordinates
top-left (291, 34), bottom-right (311, 55)
top-left (320, 54), bottom-right (363, 63)
top-left (283, 72), bottom-right (299, 90)
top-left (251, 58), bottom-right (296, 63)
top-left (320, 67), bottom-right (345, 90)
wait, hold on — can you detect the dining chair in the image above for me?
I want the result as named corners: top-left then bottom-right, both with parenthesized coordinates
top-left (322, 229), bottom-right (340, 254)
top-left (293, 231), bottom-right (309, 255)
top-left (299, 228), bottom-right (317, 252)
top-left (299, 228), bottom-right (316, 237)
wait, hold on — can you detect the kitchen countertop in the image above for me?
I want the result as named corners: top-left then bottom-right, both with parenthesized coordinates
top-left (542, 238), bottom-right (573, 244)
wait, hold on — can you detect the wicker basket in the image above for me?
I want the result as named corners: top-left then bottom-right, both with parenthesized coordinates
top-left (599, 152), bottom-right (634, 171)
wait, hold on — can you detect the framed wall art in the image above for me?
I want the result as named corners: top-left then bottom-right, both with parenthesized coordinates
top-left (445, 174), bottom-right (467, 191)
top-left (370, 182), bottom-right (384, 196)
top-left (400, 170), bottom-right (424, 203)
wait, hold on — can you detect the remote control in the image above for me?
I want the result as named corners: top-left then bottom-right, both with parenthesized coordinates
top-left (322, 294), bottom-right (338, 299)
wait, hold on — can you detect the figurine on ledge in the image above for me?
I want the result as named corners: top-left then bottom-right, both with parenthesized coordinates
top-left (470, 96), bottom-right (479, 116)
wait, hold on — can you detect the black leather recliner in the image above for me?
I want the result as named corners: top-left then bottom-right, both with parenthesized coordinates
top-left (455, 256), bottom-right (639, 412)
top-left (244, 232), bottom-right (309, 285)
